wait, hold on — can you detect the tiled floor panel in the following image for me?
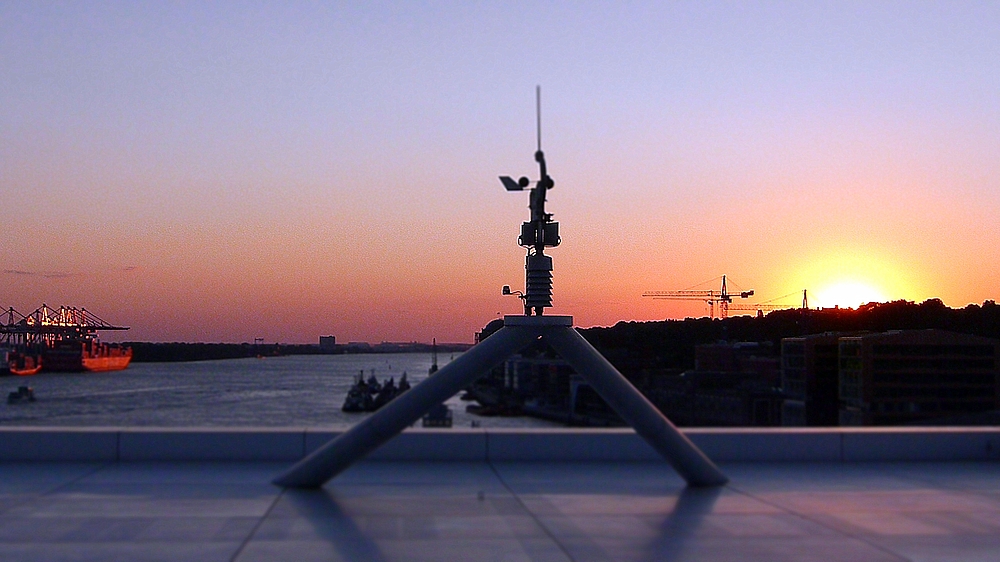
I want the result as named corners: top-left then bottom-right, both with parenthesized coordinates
top-left (0, 460), bottom-right (998, 561)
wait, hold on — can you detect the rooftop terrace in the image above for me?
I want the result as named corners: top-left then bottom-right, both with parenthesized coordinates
top-left (1, 427), bottom-right (999, 561)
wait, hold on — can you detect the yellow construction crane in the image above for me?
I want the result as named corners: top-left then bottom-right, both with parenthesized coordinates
top-left (642, 275), bottom-right (754, 319)
top-left (728, 290), bottom-right (810, 317)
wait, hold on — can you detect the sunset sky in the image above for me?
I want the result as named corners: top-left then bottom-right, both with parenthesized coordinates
top-left (3, 3), bottom-right (999, 343)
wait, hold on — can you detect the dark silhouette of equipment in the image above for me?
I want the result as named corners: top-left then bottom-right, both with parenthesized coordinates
top-left (643, 275), bottom-right (753, 319)
top-left (272, 87), bottom-right (727, 490)
top-left (499, 88), bottom-right (560, 316)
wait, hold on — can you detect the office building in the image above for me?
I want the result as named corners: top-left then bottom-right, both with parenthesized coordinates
top-left (838, 329), bottom-right (999, 426)
top-left (781, 333), bottom-right (842, 426)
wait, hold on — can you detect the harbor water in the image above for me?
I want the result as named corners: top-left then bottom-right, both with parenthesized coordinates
top-left (0, 353), bottom-right (559, 428)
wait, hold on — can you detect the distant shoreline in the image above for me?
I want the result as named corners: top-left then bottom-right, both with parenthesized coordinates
top-left (125, 341), bottom-right (472, 363)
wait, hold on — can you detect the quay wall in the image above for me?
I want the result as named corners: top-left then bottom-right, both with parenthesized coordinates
top-left (1, 427), bottom-right (999, 463)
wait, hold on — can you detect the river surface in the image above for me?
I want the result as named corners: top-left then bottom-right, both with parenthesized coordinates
top-left (0, 353), bottom-right (559, 428)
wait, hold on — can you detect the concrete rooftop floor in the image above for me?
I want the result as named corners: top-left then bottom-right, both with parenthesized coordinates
top-left (0, 460), bottom-right (999, 561)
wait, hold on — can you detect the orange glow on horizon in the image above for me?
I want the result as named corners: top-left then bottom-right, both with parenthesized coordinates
top-left (4, 4), bottom-right (1000, 342)
top-left (812, 281), bottom-right (887, 309)
top-left (778, 247), bottom-right (926, 311)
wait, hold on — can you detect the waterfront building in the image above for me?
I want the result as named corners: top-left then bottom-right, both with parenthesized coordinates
top-left (650, 342), bottom-right (784, 427)
top-left (344, 341), bottom-right (373, 353)
top-left (781, 333), bottom-right (844, 426)
top-left (838, 329), bottom-right (1000, 426)
top-left (650, 370), bottom-right (785, 426)
top-left (695, 341), bottom-right (777, 377)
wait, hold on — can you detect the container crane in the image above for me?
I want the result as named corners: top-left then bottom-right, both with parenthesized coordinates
top-left (642, 275), bottom-right (753, 319)
top-left (1, 304), bottom-right (128, 347)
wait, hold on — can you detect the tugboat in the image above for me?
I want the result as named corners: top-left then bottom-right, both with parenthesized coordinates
top-left (421, 403), bottom-right (453, 427)
top-left (420, 339), bottom-right (453, 426)
top-left (8, 349), bottom-right (42, 376)
top-left (7, 386), bottom-right (36, 404)
top-left (341, 371), bottom-right (411, 413)
top-left (429, 338), bottom-right (439, 375)
top-left (1, 346), bottom-right (43, 376)
top-left (372, 377), bottom-right (397, 410)
top-left (341, 371), bottom-right (373, 412)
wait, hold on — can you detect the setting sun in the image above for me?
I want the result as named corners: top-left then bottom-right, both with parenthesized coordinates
top-left (813, 281), bottom-right (888, 309)
top-left (781, 248), bottom-right (926, 314)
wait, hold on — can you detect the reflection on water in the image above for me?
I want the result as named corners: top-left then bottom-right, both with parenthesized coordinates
top-left (0, 353), bottom-right (557, 428)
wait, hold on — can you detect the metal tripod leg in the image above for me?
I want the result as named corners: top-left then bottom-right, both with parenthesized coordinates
top-left (272, 326), bottom-right (540, 488)
top-left (273, 317), bottom-right (727, 489)
top-left (544, 327), bottom-right (728, 486)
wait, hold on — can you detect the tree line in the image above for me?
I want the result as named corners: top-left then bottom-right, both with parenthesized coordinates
top-left (579, 299), bottom-right (1000, 376)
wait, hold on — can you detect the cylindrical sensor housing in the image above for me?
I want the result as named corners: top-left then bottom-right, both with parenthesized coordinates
top-left (525, 254), bottom-right (553, 310)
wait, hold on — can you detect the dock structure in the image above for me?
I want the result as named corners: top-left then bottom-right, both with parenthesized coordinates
top-left (1, 304), bottom-right (129, 347)
top-left (1, 304), bottom-right (132, 372)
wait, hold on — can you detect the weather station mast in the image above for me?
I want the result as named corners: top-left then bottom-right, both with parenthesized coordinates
top-left (273, 88), bottom-right (727, 490)
top-left (500, 87), bottom-right (559, 316)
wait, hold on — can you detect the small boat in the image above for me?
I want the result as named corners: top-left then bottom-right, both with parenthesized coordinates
top-left (3, 348), bottom-right (42, 377)
top-left (365, 373), bottom-right (382, 394)
top-left (429, 338), bottom-right (438, 375)
top-left (422, 403), bottom-right (452, 427)
top-left (342, 370), bottom-right (410, 413)
top-left (372, 376), bottom-right (397, 410)
top-left (7, 386), bottom-right (36, 404)
top-left (342, 371), bottom-right (373, 412)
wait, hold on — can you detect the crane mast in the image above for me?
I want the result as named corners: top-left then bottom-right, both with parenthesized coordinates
top-left (642, 275), bottom-right (753, 319)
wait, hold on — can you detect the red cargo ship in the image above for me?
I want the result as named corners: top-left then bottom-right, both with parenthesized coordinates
top-left (1, 305), bottom-right (131, 374)
top-left (43, 340), bottom-right (132, 372)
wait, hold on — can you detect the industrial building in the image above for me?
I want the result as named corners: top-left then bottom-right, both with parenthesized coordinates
top-left (781, 333), bottom-right (844, 426)
top-left (650, 342), bottom-right (784, 427)
top-left (838, 329), bottom-right (999, 426)
top-left (782, 329), bottom-right (999, 426)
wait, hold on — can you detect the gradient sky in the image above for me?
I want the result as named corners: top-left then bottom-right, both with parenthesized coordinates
top-left (2, 2), bottom-right (999, 343)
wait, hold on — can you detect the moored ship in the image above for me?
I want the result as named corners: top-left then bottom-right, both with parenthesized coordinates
top-left (8, 349), bottom-right (43, 376)
top-left (1, 305), bottom-right (132, 373)
top-left (1, 346), bottom-right (43, 376)
top-left (43, 339), bottom-right (132, 372)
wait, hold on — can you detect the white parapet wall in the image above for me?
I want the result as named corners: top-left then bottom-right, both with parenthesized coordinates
top-left (0, 427), bottom-right (999, 462)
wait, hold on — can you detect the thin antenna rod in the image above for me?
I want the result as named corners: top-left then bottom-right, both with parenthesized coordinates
top-left (536, 85), bottom-right (542, 152)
